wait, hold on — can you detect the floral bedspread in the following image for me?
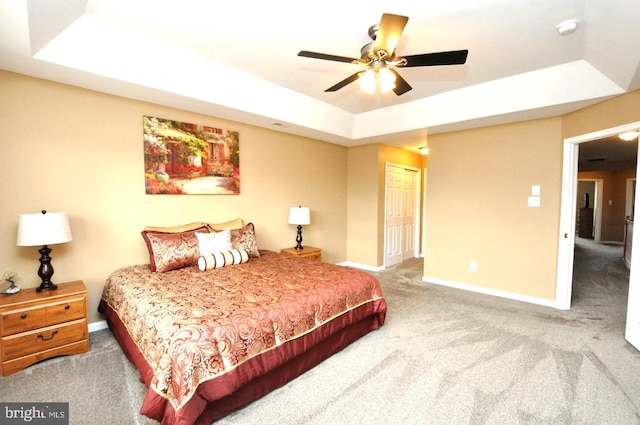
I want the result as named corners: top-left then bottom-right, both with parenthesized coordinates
top-left (100, 250), bottom-right (386, 412)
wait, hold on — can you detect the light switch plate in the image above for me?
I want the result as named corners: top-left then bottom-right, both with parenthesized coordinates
top-left (528, 196), bottom-right (541, 207)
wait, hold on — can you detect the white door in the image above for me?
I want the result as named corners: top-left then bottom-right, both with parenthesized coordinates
top-left (626, 151), bottom-right (640, 350)
top-left (385, 164), bottom-right (420, 267)
top-left (556, 122), bottom-right (640, 352)
top-left (577, 179), bottom-right (603, 242)
top-left (402, 168), bottom-right (418, 260)
top-left (385, 164), bottom-right (404, 267)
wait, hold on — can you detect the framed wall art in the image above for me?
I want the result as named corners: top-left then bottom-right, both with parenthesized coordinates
top-left (143, 116), bottom-right (240, 195)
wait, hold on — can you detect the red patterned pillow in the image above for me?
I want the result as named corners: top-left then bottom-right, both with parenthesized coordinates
top-left (141, 226), bottom-right (209, 272)
top-left (229, 222), bottom-right (260, 258)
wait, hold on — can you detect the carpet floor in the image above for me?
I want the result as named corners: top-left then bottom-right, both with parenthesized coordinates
top-left (2, 238), bottom-right (639, 424)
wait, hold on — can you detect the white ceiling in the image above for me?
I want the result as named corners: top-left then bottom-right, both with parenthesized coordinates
top-left (1, 0), bottom-right (639, 151)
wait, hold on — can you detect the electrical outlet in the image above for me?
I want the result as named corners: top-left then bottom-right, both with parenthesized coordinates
top-left (470, 261), bottom-right (478, 271)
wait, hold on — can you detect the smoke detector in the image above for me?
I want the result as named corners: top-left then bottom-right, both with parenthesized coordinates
top-left (557, 19), bottom-right (579, 36)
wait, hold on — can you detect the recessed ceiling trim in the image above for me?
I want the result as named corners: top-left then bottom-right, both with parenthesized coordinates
top-left (352, 60), bottom-right (625, 139)
top-left (1, 1), bottom-right (637, 149)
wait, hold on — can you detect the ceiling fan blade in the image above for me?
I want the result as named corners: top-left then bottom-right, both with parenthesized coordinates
top-left (389, 69), bottom-right (412, 96)
top-left (298, 50), bottom-right (359, 64)
top-left (325, 72), bottom-right (362, 92)
top-left (374, 13), bottom-right (409, 57)
top-left (401, 50), bottom-right (469, 67)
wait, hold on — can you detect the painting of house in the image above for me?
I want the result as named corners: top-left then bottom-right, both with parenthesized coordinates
top-left (143, 116), bottom-right (240, 194)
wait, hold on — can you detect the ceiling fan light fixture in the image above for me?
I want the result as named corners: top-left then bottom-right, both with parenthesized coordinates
top-left (378, 67), bottom-right (396, 93)
top-left (619, 131), bottom-right (639, 141)
top-left (358, 69), bottom-right (377, 93)
top-left (299, 13), bottom-right (468, 96)
top-left (358, 66), bottom-right (396, 94)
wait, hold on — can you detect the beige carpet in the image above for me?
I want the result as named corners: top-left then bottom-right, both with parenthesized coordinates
top-left (2, 239), bottom-right (639, 424)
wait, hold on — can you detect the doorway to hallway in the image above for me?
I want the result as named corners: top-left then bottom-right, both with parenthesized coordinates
top-left (557, 121), bottom-right (640, 351)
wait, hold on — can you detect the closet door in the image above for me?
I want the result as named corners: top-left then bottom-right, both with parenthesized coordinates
top-left (402, 169), bottom-right (418, 260)
top-left (385, 164), bottom-right (420, 267)
top-left (385, 164), bottom-right (404, 267)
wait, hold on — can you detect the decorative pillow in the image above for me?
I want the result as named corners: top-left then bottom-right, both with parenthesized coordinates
top-left (144, 222), bottom-right (204, 233)
top-left (229, 222), bottom-right (260, 258)
top-left (196, 230), bottom-right (232, 256)
top-left (206, 218), bottom-right (243, 231)
top-left (198, 248), bottom-right (249, 271)
top-left (141, 226), bottom-right (208, 272)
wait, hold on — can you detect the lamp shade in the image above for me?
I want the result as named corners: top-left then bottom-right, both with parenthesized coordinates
top-left (17, 211), bottom-right (72, 247)
top-left (288, 206), bottom-right (310, 226)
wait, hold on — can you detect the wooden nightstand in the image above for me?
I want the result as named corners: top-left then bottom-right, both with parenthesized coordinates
top-left (280, 246), bottom-right (322, 261)
top-left (0, 280), bottom-right (89, 376)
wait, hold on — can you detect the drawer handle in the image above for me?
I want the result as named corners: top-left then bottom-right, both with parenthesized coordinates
top-left (37, 330), bottom-right (58, 341)
top-left (20, 313), bottom-right (27, 319)
top-left (65, 305), bottom-right (70, 310)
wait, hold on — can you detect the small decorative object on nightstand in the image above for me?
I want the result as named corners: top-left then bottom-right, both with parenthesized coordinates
top-left (1, 271), bottom-right (21, 294)
top-left (0, 280), bottom-right (89, 376)
top-left (281, 246), bottom-right (322, 262)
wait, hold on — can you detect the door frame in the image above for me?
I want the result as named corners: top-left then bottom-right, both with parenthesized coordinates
top-left (556, 121), bottom-right (640, 309)
top-left (577, 178), bottom-right (603, 242)
top-left (383, 162), bottom-right (421, 268)
top-left (626, 178), bottom-right (636, 220)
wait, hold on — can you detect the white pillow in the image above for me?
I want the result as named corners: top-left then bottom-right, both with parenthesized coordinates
top-left (196, 230), bottom-right (232, 255)
top-left (198, 248), bottom-right (249, 271)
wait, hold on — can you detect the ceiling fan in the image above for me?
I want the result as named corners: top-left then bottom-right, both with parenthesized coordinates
top-left (298, 13), bottom-right (469, 96)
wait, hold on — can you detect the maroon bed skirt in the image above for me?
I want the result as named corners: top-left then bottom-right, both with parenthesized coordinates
top-left (99, 299), bottom-right (386, 425)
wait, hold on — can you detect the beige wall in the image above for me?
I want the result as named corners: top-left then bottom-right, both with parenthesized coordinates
top-left (0, 71), bottom-right (348, 324)
top-left (346, 144), bottom-right (423, 267)
top-left (347, 145), bottom-right (379, 266)
top-left (423, 89), bottom-right (640, 302)
top-left (562, 91), bottom-right (640, 139)
top-left (424, 118), bottom-right (563, 300)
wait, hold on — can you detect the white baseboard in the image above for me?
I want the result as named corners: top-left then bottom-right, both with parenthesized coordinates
top-left (422, 276), bottom-right (561, 309)
top-left (336, 262), bottom-right (385, 272)
top-left (89, 320), bottom-right (108, 333)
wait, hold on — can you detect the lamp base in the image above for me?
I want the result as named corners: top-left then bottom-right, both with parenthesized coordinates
top-left (36, 282), bottom-right (57, 292)
top-left (295, 225), bottom-right (304, 250)
top-left (36, 245), bottom-right (58, 292)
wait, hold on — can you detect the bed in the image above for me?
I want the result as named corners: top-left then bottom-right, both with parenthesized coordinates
top-left (98, 221), bottom-right (387, 425)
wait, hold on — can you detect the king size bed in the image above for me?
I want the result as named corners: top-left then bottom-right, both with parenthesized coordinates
top-left (98, 221), bottom-right (387, 424)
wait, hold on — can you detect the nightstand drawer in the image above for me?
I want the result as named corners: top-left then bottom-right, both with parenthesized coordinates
top-left (1, 306), bottom-right (47, 335)
top-left (2, 318), bottom-right (88, 361)
top-left (0, 281), bottom-right (89, 376)
top-left (47, 298), bottom-right (86, 326)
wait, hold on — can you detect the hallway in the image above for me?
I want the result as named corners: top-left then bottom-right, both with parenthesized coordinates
top-left (572, 237), bottom-right (629, 334)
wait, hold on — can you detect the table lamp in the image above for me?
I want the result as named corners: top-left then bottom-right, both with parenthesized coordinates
top-left (288, 206), bottom-right (310, 250)
top-left (16, 210), bottom-right (72, 292)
